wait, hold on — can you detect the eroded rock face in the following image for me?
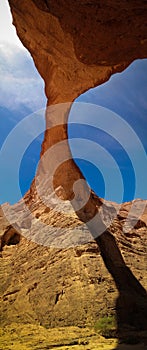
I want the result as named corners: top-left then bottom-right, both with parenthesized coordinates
top-left (0, 198), bottom-right (147, 328)
top-left (0, 225), bottom-right (21, 251)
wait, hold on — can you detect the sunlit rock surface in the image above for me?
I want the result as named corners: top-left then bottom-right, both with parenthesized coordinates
top-left (0, 193), bottom-right (147, 327)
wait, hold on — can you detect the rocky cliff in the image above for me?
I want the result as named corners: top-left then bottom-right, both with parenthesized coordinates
top-left (1, 0), bottom-right (147, 341)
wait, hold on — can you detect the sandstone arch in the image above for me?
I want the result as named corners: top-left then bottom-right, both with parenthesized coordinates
top-left (8, 0), bottom-right (147, 338)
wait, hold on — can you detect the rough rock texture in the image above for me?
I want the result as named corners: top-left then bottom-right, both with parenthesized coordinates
top-left (0, 195), bottom-right (147, 331)
top-left (3, 0), bottom-right (147, 339)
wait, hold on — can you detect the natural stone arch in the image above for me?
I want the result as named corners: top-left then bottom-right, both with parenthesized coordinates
top-left (8, 0), bottom-right (147, 340)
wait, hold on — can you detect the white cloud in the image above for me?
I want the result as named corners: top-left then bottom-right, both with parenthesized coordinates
top-left (0, 0), bottom-right (24, 49)
top-left (0, 0), bottom-right (46, 113)
top-left (0, 43), bottom-right (46, 113)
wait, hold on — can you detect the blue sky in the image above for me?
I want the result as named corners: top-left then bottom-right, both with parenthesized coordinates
top-left (69, 59), bottom-right (147, 202)
top-left (0, 0), bottom-right (147, 204)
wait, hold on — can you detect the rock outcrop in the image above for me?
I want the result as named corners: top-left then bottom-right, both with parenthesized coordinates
top-left (0, 196), bottom-right (147, 332)
top-left (2, 0), bottom-right (147, 339)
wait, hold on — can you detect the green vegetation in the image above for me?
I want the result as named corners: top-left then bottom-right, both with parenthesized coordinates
top-left (94, 315), bottom-right (117, 338)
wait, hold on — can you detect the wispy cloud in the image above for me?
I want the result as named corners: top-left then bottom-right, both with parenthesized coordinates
top-left (0, 0), bottom-right (25, 48)
top-left (0, 43), bottom-right (46, 114)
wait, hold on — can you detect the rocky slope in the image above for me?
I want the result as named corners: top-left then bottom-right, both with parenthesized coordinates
top-left (0, 193), bottom-right (147, 330)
